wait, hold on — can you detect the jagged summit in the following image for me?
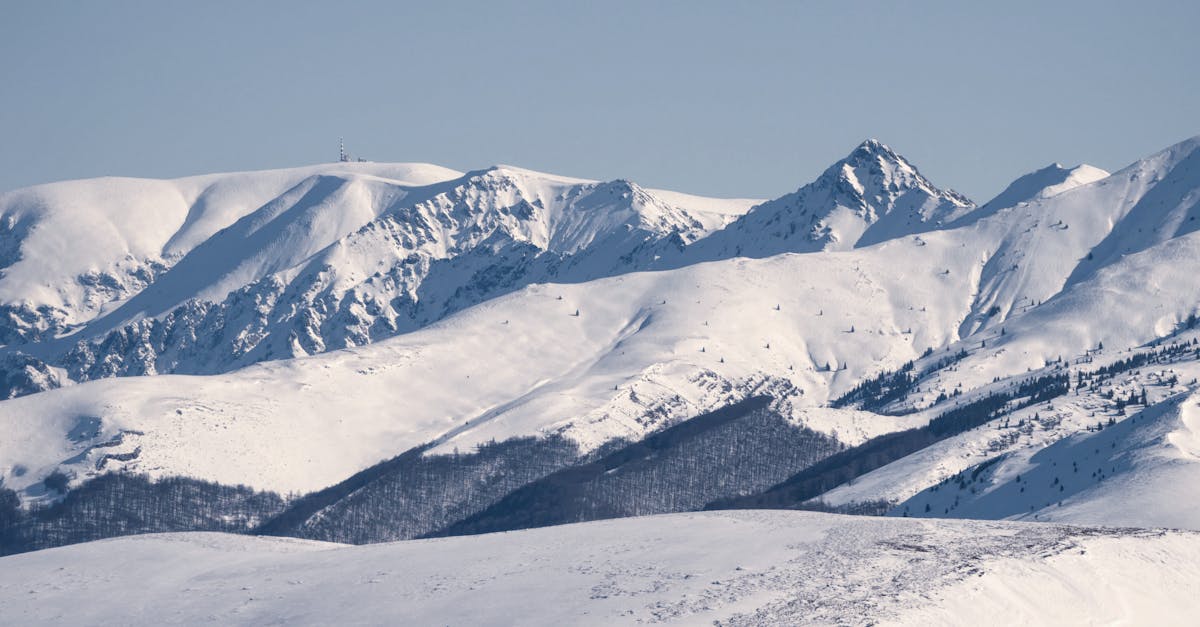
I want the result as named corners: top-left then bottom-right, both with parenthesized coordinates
top-left (689, 140), bottom-right (975, 258)
top-left (838, 138), bottom-right (928, 182)
top-left (817, 139), bottom-right (973, 211)
top-left (844, 138), bottom-right (904, 165)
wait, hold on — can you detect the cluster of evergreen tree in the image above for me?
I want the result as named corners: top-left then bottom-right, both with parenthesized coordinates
top-left (831, 361), bottom-right (916, 413)
top-left (1077, 338), bottom-right (1199, 388)
top-left (1, 473), bottom-right (285, 556)
top-left (797, 499), bottom-right (895, 516)
top-left (896, 456), bottom-right (1007, 517)
top-left (833, 348), bottom-right (972, 413)
top-left (1100, 388), bottom-right (1148, 412)
top-left (435, 397), bottom-right (841, 537)
top-left (257, 435), bottom-right (585, 544)
top-left (1011, 372), bottom-right (1071, 403)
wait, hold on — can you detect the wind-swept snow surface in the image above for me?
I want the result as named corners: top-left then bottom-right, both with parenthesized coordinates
top-left (0, 511), bottom-right (1196, 626)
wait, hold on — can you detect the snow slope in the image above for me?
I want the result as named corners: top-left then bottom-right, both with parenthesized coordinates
top-left (1, 511), bottom-right (1196, 626)
top-left (813, 307), bottom-right (1200, 529)
top-left (0, 245), bottom-right (972, 498)
top-left (894, 388), bottom-right (1200, 529)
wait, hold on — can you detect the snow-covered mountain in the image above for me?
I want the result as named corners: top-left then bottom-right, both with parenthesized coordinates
top-left (6, 134), bottom-right (1200, 559)
top-left (0, 164), bottom-right (755, 385)
top-left (686, 139), bottom-right (975, 259)
top-left (0, 163), bottom-right (464, 343)
top-left (0, 140), bottom-right (989, 397)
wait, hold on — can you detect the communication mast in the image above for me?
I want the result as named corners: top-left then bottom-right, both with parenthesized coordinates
top-left (338, 137), bottom-right (349, 162)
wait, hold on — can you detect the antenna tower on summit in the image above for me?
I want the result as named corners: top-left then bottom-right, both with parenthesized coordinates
top-left (338, 137), bottom-right (349, 162)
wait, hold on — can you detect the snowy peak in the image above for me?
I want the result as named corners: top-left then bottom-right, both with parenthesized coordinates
top-left (818, 139), bottom-right (974, 222)
top-left (839, 138), bottom-right (917, 181)
top-left (970, 162), bottom-right (1110, 221)
top-left (1033, 163), bottom-right (1109, 198)
top-left (692, 140), bottom-right (975, 258)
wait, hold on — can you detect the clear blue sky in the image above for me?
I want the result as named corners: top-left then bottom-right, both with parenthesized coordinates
top-left (2, 1), bottom-right (1197, 201)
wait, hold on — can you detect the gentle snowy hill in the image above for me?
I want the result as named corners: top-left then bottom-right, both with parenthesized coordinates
top-left (960, 162), bottom-right (1109, 225)
top-left (1, 511), bottom-right (1197, 626)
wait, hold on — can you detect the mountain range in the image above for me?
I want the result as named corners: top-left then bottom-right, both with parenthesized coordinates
top-left (4, 135), bottom-right (1200, 560)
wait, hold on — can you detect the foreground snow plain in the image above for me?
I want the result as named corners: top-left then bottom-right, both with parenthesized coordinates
top-left (1, 510), bottom-right (1196, 626)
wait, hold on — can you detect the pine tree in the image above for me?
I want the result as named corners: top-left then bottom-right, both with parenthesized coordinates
top-left (44, 470), bottom-right (70, 494)
top-left (0, 484), bottom-right (19, 529)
